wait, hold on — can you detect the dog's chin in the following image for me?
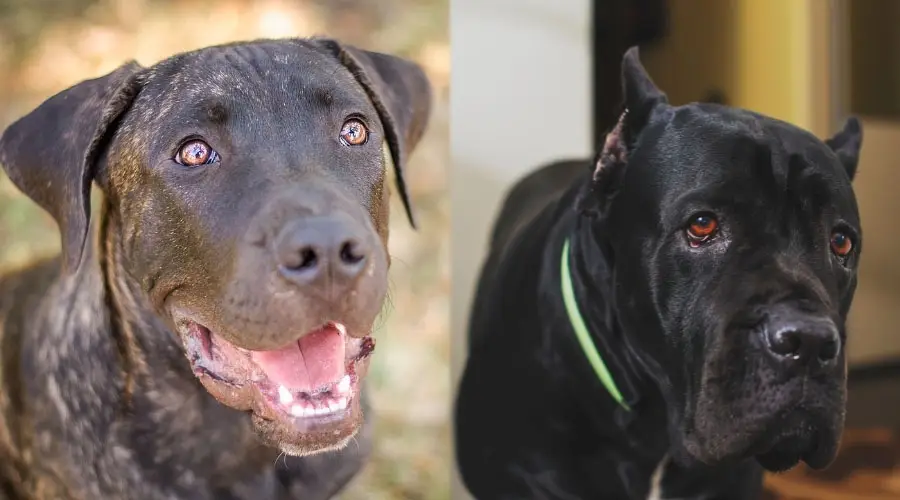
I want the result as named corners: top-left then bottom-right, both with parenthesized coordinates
top-left (172, 316), bottom-right (375, 455)
top-left (754, 420), bottom-right (839, 473)
top-left (682, 409), bottom-right (840, 473)
top-left (755, 428), bottom-right (820, 472)
top-left (249, 403), bottom-right (364, 457)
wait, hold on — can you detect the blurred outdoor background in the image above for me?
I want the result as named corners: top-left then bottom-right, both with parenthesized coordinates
top-left (0, 0), bottom-right (449, 498)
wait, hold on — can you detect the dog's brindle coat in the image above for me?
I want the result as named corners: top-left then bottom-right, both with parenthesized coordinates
top-left (455, 48), bottom-right (863, 499)
top-left (0, 38), bottom-right (430, 499)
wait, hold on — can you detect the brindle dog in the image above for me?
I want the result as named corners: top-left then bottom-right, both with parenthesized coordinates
top-left (0, 37), bottom-right (430, 499)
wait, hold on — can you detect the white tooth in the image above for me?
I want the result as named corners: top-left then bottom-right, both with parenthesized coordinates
top-left (336, 397), bottom-right (348, 410)
top-left (336, 375), bottom-right (351, 395)
top-left (290, 404), bottom-right (305, 417)
top-left (314, 406), bottom-right (328, 416)
top-left (278, 386), bottom-right (294, 405)
top-left (335, 323), bottom-right (347, 336)
top-left (327, 400), bottom-right (341, 412)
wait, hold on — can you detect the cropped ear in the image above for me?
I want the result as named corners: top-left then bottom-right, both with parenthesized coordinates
top-left (0, 61), bottom-right (143, 274)
top-left (825, 117), bottom-right (863, 181)
top-left (620, 46), bottom-right (668, 143)
top-left (314, 38), bottom-right (432, 229)
top-left (581, 47), bottom-right (667, 215)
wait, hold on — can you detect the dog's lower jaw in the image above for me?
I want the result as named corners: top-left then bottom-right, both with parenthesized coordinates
top-left (172, 314), bottom-right (375, 455)
top-left (678, 434), bottom-right (804, 475)
top-left (755, 425), bottom-right (840, 473)
top-left (202, 356), bottom-right (371, 454)
top-left (249, 404), bottom-right (364, 457)
top-left (278, 433), bottom-right (357, 458)
top-left (680, 410), bottom-right (841, 474)
top-left (755, 450), bottom-right (804, 473)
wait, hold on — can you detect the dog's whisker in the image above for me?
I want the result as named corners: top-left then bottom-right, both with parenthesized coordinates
top-left (389, 254), bottom-right (413, 273)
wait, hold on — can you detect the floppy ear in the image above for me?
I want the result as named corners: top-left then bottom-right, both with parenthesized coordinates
top-left (825, 117), bottom-right (863, 181)
top-left (0, 61), bottom-right (143, 274)
top-left (314, 38), bottom-right (432, 229)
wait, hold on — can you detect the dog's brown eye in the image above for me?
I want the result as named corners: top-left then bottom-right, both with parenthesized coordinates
top-left (176, 140), bottom-right (219, 167)
top-left (340, 119), bottom-right (368, 146)
top-left (830, 231), bottom-right (853, 258)
top-left (686, 214), bottom-right (719, 246)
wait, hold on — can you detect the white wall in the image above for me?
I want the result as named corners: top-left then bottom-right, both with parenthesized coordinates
top-left (450, 0), bottom-right (592, 497)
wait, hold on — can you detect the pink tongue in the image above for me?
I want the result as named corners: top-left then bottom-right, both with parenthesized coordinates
top-left (250, 326), bottom-right (345, 392)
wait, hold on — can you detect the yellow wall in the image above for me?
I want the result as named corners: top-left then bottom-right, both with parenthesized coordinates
top-left (643, 0), bottom-right (831, 137)
top-left (734, 0), bottom-right (810, 130)
top-left (640, 0), bottom-right (736, 111)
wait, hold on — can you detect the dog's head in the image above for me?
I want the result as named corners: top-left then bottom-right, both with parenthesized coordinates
top-left (0, 38), bottom-right (431, 456)
top-left (580, 48), bottom-right (861, 472)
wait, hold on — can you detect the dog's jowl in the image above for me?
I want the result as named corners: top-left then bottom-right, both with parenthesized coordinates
top-left (0, 38), bottom-right (430, 499)
top-left (454, 48), bottom-right (863, 499)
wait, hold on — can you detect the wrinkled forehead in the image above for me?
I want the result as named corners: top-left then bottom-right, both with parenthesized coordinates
top-left (132, 41), bottom-right (374, 125)
top-left (639, 105), bottom-right (858, 217)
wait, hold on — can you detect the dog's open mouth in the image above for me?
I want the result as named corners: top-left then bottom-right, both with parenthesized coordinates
top-left (177, 319), bottom-right (375, 423)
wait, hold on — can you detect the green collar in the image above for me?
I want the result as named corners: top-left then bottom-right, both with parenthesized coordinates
top-left (560, 238), bottom-right (631, 411)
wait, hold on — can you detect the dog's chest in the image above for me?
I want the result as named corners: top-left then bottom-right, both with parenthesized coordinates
top-left (131, 373), bottom-right (279, 491)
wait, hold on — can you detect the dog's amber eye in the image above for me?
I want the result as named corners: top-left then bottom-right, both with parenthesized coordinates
top-left (340, 119), bottom-right (368, 146)
top-left (830, 231), bottom-right (853, 258)
top-left (176, 140), bottom-right (219, 167)
top-left (686, 214), bottom-right (719, 246)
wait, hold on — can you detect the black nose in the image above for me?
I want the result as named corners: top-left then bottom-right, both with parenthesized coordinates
top-left (764, 311), bottom-right (841, 369)
top-left (274, 216), bottom-right (371, 288)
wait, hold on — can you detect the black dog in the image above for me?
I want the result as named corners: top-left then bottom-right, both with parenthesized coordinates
top-left (455, 48), bottom-right (863, 499)
top-left (0, 37), bottom-right (430, 499)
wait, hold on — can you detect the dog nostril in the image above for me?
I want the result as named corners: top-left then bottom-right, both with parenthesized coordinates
top-left (298, 247), bottom-right (318, 269)
top-left (766, 323), bottom-right (841, 366)
top-left (339, 240), bottom-right (365, 265)
top-left (769, 329), bottom-right (804, 358)
top-left (819, 339), bottom-right (840, 362)
top-left (284, 246), bottom-right (318, 271)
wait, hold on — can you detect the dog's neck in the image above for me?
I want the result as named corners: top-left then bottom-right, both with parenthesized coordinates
top-left (556, 209), bottom-right (676, 456)
top-left (566, 214), bottom-right (644, 404)
top-left (97, 204), bottom-right (193, 385)
top-left (94, 203), bottom-right (277, 478)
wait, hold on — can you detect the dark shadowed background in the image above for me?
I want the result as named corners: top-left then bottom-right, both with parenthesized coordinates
top-left (0, 1), bottom-right (449, 498)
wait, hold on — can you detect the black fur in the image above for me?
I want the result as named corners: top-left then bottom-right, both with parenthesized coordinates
top-left (455, 47), bottom-right (863, 499)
